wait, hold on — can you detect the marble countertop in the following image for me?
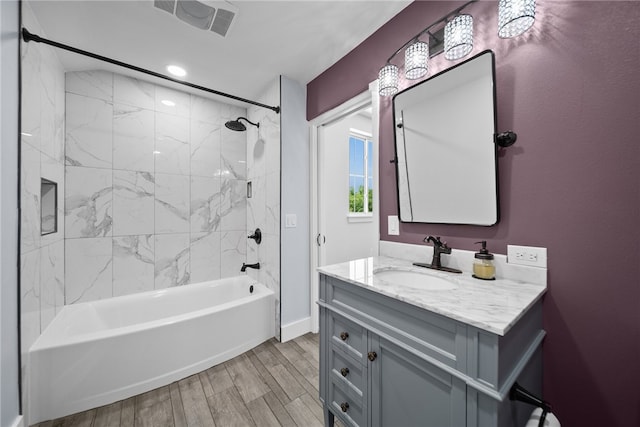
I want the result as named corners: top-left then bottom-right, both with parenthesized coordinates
top-left (318, 256), bottom-right (547, 336)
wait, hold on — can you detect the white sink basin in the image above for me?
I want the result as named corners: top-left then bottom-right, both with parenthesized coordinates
top-left (374, 269), bottom-right (457, 291)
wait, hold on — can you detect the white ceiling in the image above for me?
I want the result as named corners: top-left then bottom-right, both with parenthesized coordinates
top-left (26, 0), bottom-right (411, 107)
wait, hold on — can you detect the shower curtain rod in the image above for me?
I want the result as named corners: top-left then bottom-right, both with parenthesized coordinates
top-left (21, 28), bottom-right (281, 114)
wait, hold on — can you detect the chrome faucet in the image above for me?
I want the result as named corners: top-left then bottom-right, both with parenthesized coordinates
top-left (241, 262), bottom-right (260, 272)
top-left (413, 235), bottom-right (462, 274)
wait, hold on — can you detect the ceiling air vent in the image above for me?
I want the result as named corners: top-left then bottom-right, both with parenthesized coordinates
top-left (153, 0), bottom-right (239, 37)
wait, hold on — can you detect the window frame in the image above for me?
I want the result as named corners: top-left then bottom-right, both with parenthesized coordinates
top-left (348, 128), bottom-right (374, 220)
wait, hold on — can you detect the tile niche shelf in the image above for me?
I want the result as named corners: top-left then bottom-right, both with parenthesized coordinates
top-left (40, 178), bottom-right (57, 235)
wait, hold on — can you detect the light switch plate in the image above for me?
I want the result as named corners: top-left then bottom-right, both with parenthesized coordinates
top-left (285, 214), bottom-right (297, 228)
top-left (388, 215), bottom-right (399, 235)
top-left (507, 245), bottom-right (547, 268)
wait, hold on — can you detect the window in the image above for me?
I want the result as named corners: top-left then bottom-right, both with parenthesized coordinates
top-left (349, 131), bottom-right (373, 215)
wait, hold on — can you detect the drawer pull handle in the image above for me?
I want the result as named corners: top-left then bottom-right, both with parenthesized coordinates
top-left (368, 351), bottom-right (377, 361)
top-left (340, 367), bottom-right (350, 377)
top-left (339, 331), bottom-right (349, 341)
top-left (340, 402), bottom-right (349, 413)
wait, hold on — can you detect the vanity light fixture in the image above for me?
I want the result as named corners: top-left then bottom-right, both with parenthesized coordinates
top-left (405, 40), bottom-right (429, 80)
top-left (498, 0), bottom-right (536, 38)
top-left (378, 64), bottom-right (400, 97)
top-left (444, 14), bottom-right (474, 61)
top-left (377, 0), bottom-right (536, 96)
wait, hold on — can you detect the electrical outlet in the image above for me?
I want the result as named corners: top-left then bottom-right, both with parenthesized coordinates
top-left (507, 245), bottom-right (547, 268)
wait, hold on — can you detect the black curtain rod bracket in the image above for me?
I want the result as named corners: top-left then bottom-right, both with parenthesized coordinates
top-left (21, 28), bottom-right (280, 114)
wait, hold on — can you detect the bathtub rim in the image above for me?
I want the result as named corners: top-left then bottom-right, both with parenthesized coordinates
top-left (30, 276), bottom-right (273, 351)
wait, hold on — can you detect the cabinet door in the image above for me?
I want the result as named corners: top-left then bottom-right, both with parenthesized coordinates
top-left (369, 335), bottom-right (466, 427)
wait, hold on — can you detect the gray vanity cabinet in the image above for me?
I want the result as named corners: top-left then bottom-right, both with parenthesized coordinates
top-left (369, 335), bottom-right (467, 427)
top-left (318, 273), bottom-right (544, 427)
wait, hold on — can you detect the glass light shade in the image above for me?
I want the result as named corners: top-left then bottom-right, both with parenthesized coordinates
top-left (405, 41), bottom-right (429, 80)
top-left (444, 14), bottom-right (474, 61)
top-left (498, 0), bottom-right (536, 38)
top-left (378, 64), bottom-right (399, 97)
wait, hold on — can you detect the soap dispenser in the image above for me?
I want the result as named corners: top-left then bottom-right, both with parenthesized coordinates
top-left (473, 241), bottom-right (495, 280)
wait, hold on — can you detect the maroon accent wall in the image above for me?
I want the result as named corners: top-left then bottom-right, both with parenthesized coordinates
top-left (308, 2), bottom-right (640, 426)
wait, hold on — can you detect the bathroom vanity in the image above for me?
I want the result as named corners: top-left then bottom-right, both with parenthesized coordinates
top-left (317, 256), bottom-right (546, 427)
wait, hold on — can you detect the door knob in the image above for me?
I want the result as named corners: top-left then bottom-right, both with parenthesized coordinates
top-left (339, 331), bottom-right (349, 341)
top-left (340, 367), bottom-right (349, 377)
top-left (340, 402), bottom-right (349, 413)
top-left (368, 351), bottom-right (377, 361)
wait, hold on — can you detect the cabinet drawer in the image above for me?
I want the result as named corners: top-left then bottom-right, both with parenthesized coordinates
top-left (329, 378), bottom-right (365, 427)
top-left (329, 311), bottom-right (367, 363)
top-left (330, 346), bottom-right (365, 399)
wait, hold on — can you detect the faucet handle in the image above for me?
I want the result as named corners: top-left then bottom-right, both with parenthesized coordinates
top-left (425, 235), bottom-right (442, 245)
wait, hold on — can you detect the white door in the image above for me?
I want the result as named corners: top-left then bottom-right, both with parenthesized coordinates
top-left (310, 83), bottom-right (380, 332)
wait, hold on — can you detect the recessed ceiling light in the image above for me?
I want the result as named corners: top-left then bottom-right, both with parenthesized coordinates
top-left (161, 100), bottom-right (176, 107)
top-left (167, 65), bottom-right (186, 77)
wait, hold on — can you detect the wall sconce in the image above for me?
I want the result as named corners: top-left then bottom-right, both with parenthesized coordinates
top-left (378, 0), bottom-right (536, 96)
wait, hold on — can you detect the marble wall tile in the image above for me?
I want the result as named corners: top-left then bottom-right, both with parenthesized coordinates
top-left (265, 171), bottom-right (281, 236)
top-left (191, 176), bottom-right (221, 233)
top-left (114, 74), bottom-right (155, 110)
top-left (66, 71), bottom-right (113, 102)
top-left (65, 237), bottom-right (113, 304)
top-left (221, 126), bottom-right (247, 180)
top-left (21, 141), bottom-right (41, 254)
top-left (52, 68), bottom-right (66, 164)
top-left (65, 93), bottom-right (113, 168)
top-left (221, 231), bottom-right (247, 278)
top-left (247, 175), bottom-right (266, 232)
top-left (113, 170), bottom-right (155, 236)
top-left (155, 173), bottom-right (190, 234)
top-left (156, 86), bottom-right (190, 117)
top-left (191, 95), bottom-right (222, 124)
top-left (65, 166), bottom-right (113, 238)
top-left (155, 113), bottom-right (190, 175)
top-left (190, 232), bottom-right (221, 283)
top-left (246, 129), bottom-right (266, 181)
top-left (21, 249), bottom-right (41, 353)
top-left (113, 104), bottom-right (155, 172)
top-left (21, 39), bottom-right (42, 152)
top-left (40, 240), bottom-right (64, 330)
top-left (190, 119), bottom-right (221, 178)
top-left (40, 152), bottom-right (65, 247)
top-left (155, 233), bottom-right (190, 289)
top-left (220, 179), bottom-right (247, 232)
top-left (113, 235), bottom-right (155, 296)
top-left (220, 104), bottom-right (246, 122)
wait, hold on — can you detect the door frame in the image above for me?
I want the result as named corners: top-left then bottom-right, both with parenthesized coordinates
top-left (309, 81), bottom-right (380, 333)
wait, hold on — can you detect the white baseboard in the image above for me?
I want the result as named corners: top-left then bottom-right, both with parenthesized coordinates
top-left (280, 317), bottom-right (312, 342)
top-left (11, 415), bottom-right (24, 427)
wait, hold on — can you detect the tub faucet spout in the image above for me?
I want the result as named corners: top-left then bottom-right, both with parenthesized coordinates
top-left (241, 262), bottom-right (260, 272)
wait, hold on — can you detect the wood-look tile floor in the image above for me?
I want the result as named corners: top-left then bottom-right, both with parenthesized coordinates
top-left (33, 333), bottom-right (341, 427)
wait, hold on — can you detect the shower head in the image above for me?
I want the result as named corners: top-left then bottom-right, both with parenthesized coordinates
top-left (225, 117), bottom-right (259, 132)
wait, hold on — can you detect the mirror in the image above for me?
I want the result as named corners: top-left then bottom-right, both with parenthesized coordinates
top-left (393, 50), bottom-right (498, 225)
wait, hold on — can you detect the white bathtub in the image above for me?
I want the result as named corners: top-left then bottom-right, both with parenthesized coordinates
top-left (28, 276), bottom-right (275, 423)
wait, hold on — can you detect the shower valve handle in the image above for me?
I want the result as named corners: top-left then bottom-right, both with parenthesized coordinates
top-left (248, 228), bottom-right (262, 244)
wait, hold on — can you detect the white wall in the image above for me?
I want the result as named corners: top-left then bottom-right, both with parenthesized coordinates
top-left (280, 76), bottom-right (310, 330)
top-left (321, 112), bottom-right (378, 265)
top-left (0, 1), bottom-right (21, 425)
